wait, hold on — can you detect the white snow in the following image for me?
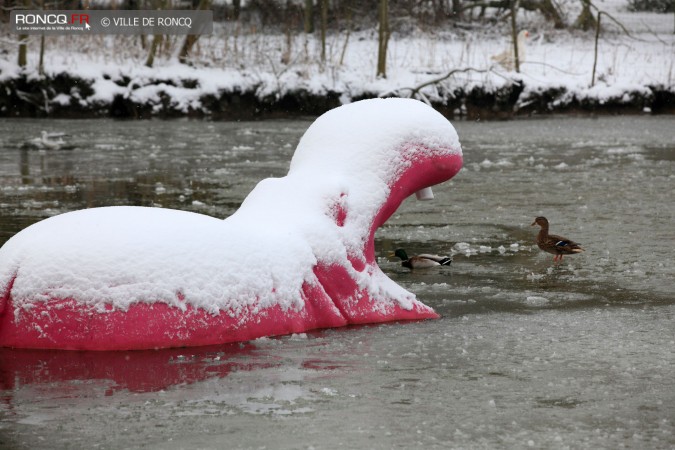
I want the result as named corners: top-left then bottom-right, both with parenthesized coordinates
top-left (0, 98), bottom-right (461, 317)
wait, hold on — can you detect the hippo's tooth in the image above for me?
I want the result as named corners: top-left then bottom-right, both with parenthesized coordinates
top-left (415, 187), bottom-right (434, 201)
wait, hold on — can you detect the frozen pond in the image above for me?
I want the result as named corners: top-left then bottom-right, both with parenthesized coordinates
top-left (0, 115), bottom-right (674, 449)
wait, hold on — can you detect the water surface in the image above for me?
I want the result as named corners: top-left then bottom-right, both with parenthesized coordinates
top-left (0, 116), bottom-right (673, 449)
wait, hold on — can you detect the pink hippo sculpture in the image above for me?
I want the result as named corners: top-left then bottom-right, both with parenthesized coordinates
top-left (0, 98), bottom-right (463, 350)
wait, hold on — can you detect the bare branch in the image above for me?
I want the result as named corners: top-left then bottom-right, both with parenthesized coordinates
top-left (520, 61), bottom-right (585, 75)
top-left (590, 3), bottom-right (647, 41)
top-left (379, 66), bottom-right (493, 100)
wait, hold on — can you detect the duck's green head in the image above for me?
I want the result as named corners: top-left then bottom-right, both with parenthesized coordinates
top-left (393, 248), bottom-right (409, 261)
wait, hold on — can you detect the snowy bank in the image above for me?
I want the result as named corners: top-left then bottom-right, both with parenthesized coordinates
top-left (1, 58), bottom-right (672, 119)
top-left (1, 8), bottom-right (674, 119)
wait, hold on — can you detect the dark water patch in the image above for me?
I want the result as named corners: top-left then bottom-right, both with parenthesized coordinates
top-left (643, 145), bottom-right (675, 162)
top-left (535, 397), bottom-right (584, 409)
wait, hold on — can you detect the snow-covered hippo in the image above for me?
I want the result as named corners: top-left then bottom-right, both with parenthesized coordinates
top-left (0, 98), bottom-right (463, 350)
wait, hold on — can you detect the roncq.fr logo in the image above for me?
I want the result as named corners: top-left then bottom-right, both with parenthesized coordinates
top-left (15, 13), bottom-right (90, 26)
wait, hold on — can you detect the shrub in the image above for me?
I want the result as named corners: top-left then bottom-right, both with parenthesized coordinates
top-left (626, 0), bottom-right (674, 13)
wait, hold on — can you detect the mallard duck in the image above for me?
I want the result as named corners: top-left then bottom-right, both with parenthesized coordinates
top-left (531, 216), bottom-right (584, 262)
top-left (391, 248), bottom-right (452, 269)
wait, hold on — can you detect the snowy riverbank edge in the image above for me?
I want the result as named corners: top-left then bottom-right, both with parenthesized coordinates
top-left (1, 66), bottom-right (674, 120)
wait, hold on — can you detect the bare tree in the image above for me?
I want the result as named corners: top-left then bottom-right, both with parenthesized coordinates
top-left (591, 11), bottom-right (601, 86)
top-left (17, 37), bottom-right (28, 67)
top-left (146, 0), bottom-right (167, 67)
top-left (377, 0), bottom-right (389, 78)
top-left (38, 0), bottom-right (46, 74)
top-left (320, 0), bottom-right (327, 62)
top-left (339, 0), bottom-right (353, 65)
top-left (510, 0), bottom-right (520, 72)
top-left (590, 6), bottom-right (637, 86)
top-left (575, 0), bottom-right (596, 30)
top-left (232, 0), bottom-right (241, 20)
top-left (178, 0), bottom-right (212, 64)
top-left (38, 35), bottom-right (46, 74)
top-left (17, 0), bottom-right (31, 68)
top-left (539, 0), bottom-right (565, 28)
top-left (451, 0), bottom-right (463, 19)
top-left (304, 0), bottom-right (314, 33)
top-left (146, 34), bottom-right (163, 68)
top-left (462, 0), bottom-right (564, 28)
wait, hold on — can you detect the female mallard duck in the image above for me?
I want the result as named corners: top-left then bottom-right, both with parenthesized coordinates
top-left (392, 248), bottom-right (452, 269)
top-left (531, 216), bottom-right (584, 262)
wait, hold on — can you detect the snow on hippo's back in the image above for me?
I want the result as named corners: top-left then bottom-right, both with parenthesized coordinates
top-left (0, 98), bottom-right (463, 350)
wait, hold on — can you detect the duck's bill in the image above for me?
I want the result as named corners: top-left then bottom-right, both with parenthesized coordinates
top-left (415, 187), bottom-right (434, 201)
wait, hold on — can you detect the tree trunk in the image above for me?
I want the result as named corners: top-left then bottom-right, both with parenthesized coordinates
top-left (320, 0), bottom-right (327, 63)
top-left (178, 35), bottom-right (198, 65)
top-left (18, 0), bottom-right (30, 68)
top-left (451, 0), bottom-right (463, 20)
top-left (38, 0), bottom-right (46, 74)
top-left (510, 0), bottom-right (520, 73)
top-left (232, 0), bottom-right (241, 20)
top-left (575, 0), bottom-right (596, 30)
top-left (377, 0), bottom-right (389, 78)
top-left (591, 11), bottom-right (602, 86)
top-left (146, 35), bottom-right (163, 67)
top-left (178, 0), bottom-right (212, 65)
top-left (538, 0), bottom-right (565, 28)
top-left (304, 0), bottom-right (314, 33)
top-left (38, 35), bottom-right (45, 75)
top-left (146, 0), bottom-right (166, 67)
top-left (339, 0), bottom-right (353, 65)
top-left (18, 35), bottom-right (28, 68)
top-left (434, 0), bottom-right (446, 19)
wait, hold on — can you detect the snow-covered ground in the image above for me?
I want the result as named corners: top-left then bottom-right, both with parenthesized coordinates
top-left (0, 0), bottom-right (673, 115)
